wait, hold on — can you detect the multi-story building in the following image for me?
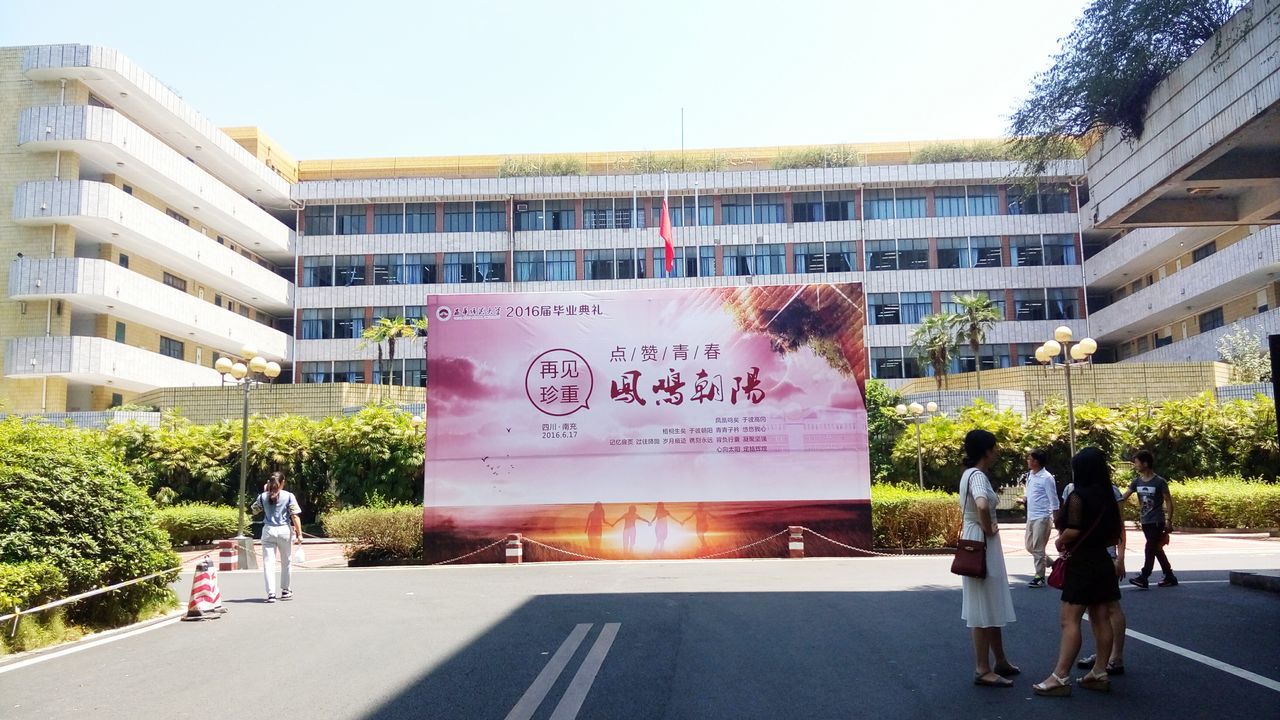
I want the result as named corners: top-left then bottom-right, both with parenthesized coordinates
top-left (4, 0), bottom-right (1276, 413)
top-left (0, 45), bottom-right (295, 412)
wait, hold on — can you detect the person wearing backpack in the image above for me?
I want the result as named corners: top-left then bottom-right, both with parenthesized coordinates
top-left (250, 471), bottom-right (302, 603)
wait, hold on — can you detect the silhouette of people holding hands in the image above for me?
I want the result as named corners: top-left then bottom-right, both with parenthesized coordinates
top-left (585, 502), bottom-right (607, 553)
top-left (609, 505), bottom-right (651, 555)
top-left (683, 503), bottom-right (717, 549)
top-left (651, 502), bottom-right (685, 554)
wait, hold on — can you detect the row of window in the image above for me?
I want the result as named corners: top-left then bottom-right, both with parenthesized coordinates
top-left (868, 288), bottom-right (1081, 325)
top-left (871, 342), bottom-right (1065, 379)
top-left (296, 235), bottom-right (1076, 288)
top-left (297, 359), bottom-right (426, 386)
top-left (300, 185), bottom-right (1076, 236)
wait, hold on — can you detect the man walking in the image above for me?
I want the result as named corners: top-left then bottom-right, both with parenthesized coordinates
top-left (1121, 450), bottom-right (1177, 588)
top-left (1023, 449), bottom-right (1057, 588)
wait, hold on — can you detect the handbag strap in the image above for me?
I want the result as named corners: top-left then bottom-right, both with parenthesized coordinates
top-left (1061, 494), bottom-right (1106, 556)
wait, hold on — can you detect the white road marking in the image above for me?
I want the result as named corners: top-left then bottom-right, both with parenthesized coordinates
top-left (1125, 628), bottom-right (1280, 693)
top-left (0, 612), bottom-right (182, 676)
top-left (550, 623), bottom-right (621, 720)
top-left (504, 623), bottom-right (592, 720)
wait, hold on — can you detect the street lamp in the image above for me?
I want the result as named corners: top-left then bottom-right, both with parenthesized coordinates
top-left (215, 344), bottom-right (282, 569)
top-left (896, 401), bottom-right (940, 489)
top-left (1035, 326), bottom-right (1097, 460)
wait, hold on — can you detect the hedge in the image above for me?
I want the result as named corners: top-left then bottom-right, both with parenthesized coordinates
top-left (321, 505), bottom-right (422, 563)
top-left (156, 503), bottom-right (239, 546)
top-left (0, 562), bottom-right (71, 654)
top-left (1159, 477), bottom-right (1280, 529)
top-left (871, 484), bottom-right (961, 549)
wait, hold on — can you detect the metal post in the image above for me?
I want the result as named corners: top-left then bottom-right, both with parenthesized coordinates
top-left (1063, 344), bottom-right (1077, 461)
top-left (234, 380), bottom-right (257, 569)
top-left (914, 420), bottom-right (924, 489)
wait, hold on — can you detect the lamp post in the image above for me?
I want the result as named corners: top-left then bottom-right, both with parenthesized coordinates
top-left (895, 401), bottom-right (940, 489)
top-left (215, 345), bottom-right (282, 570)
top-left (1034, 326), bottom-right (1097, 460)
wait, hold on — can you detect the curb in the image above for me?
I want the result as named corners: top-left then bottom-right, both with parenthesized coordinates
top-left (0, 608), bottom-right (184, 670)
top-left (1229, 570), bottom-right (1280, 594)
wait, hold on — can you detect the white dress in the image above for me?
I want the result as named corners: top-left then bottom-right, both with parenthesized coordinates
top-left (960, 468), bottom-right (1016, 628)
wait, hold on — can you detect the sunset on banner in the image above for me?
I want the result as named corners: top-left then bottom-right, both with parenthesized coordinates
top-left (423, 283), bottom-right (871, 563)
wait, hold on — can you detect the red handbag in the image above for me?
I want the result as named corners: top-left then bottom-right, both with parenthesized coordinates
top-left (1047, 506), bottom-right (1105, 589)
top-left (950, 469), bottom-right (988, 579)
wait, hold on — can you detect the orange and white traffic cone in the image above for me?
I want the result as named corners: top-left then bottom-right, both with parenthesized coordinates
top-left (181, 557), bottom-right (226, 621)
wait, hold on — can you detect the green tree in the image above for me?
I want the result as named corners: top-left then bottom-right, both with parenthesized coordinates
top-left (1009, 0), bottom-right (1243, 174)
top-left (1216, 325), bottom-right (1271, 384)
top-left (865, 380), bottom-right (906, 483)
top-left (911, 312), bottom-right (959, 390)
top-left (360, 316), bottom-right (424, 387)
top-left (950, 294), bottom-right (1003, 391)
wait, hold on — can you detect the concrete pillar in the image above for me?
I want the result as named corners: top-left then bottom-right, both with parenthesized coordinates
top-left (505, 533), bottom-right (523, 564)
top-left (788, 526), bottom-right (804, 558)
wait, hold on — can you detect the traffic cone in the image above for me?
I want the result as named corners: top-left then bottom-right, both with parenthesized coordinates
top-left (181, 557), bottom-right (226, 621)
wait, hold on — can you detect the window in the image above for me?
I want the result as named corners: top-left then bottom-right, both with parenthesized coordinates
top-left (302, 256), bottom-right (333, 287)
top-left (722, 195), bottom-right (752, 225)
top-left (334, 255), bottom-right (366, 286)
top-left (935, 187), bottom-right (967, 217)
top-left (444, 202), bottom-right (473, 232)
top-left (793, 193), bottom-right (823, 223)
top-left (476, 201), bottom-right (506, 231)
top-left (937, 238), bottom-right (970, 269)
top-left (122, 184), bottom-right (133, 195)
top-left (1155, 334), bottom-right (1173, 348)
top-left (304, 205), bottom-right (334, 236)
top-left (794, 243), bottom-right (826, 273)
top-left (1010, 235), bottom-right (1044, 267)
top-left (584, 249), bottom-right (614, 280)
top-left (967, 185), bottom-right (998, 215)
top-left (900, 292), bottom-right (932, 324)
top-left (721, 245), bottom-right (753, 276)
top-left (943, 290), bottom-right (1006, 320)
top-left (162, 272), bottom-right (187, 292)
top-left (403, 254), bottom-right (436, 284)
top-left (1047, 288), bottom-right (1079, 320)
top-left (657, 246), bottom-right (701, 278)
top-left (301, 309), bottom-right (331, 340)
top-left (159, 336), bottom-right (184, 360)
top-left (1014, 289), bottom-right (1047, 321)
top-left (1014, 343), bottom-right (1042, 366)
top-left (515, 201), bottom-right (542, 231)
top-left (544, 201), bottom-right (574, 230)
top-left (898, 238), bottom-right (929, 270)
top-left (1192, 242), bottom-right (1216, 262)
top-left (336, 205), bottom-right (366, 235)
top-left (1042, 234), bottom-right (1078, 265)
top-left (869, 294), bottom-right (900, 325)
top-left (374, 254), bottom-right (401, 285)
top-left (405, 359), bottom-right (426, 387)
top-left (334, 307), bottom-right (365, 339)
top-left (214, 293), bottom-right (223, 307)
top-left (583, 200), bottom-right (614, 229)
top-left (118, 253), bottom-right (129, 269)
top-left (1038, 185), bottom-right (1072, 213)
top-left (405, 203), bottom-right (435, 233)
top-left (1198, 306), bottom-right (1224, 332)
top-left (515, 250), bottom-right (545, 281)
top-left (373, 204), bottom-right (404, 234)
top-left (971, 236), bottom-right (1002, 267)
top-left (166, 208), bottom-right (190, 226)
top-left (956, 343), bottom-right (1012, 373)
top-left (824, 190), bottom-right (856, 221)
top-left (896, 191), bottom-right (926, 218)
top-left (616, 248), bottom-right (645, 280)
top-left (474, 252), bottom-right (505, 282)
top-left (752, 244), bottom-right (783, 275)
top-left (333, 361), bottom-right (365, 384)
top-left (753, 194), bottom-right (784, 224)
top-left (863, 189), bottom-right (894, 220)
top-left (825, 241), bottom-right (856, 272)
top-left (699, 246), bottom-right (716, 277)
top-left (404, 306), bottom-right (425, 324)
top-left (871, 347), bottom-right (904, 379)
top-left (865, 240), bottom-right (897, 271)
top-left (373, 306), bottom-right (401, 322)
top-left (374, 358), bottom-right (402, 386)
top-left (443, 252), bottom-right (474, 283)
top-left (114, 321), bottom-right (126, 343)
top-left (110, 392), bottom-right (123, 407)
top-left (1006, 186), bottom-right (1033, 215)
top-left (547, 250), bottom-right (576, 281)
top-left (299, 362), bottom-right (331, 384)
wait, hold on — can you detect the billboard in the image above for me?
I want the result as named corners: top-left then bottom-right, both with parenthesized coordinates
top-left (424, 283), bottom-right (871, 562)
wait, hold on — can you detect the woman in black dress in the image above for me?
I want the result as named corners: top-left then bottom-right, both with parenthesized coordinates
top-left (1033, 447), bottom-right (1122, 697)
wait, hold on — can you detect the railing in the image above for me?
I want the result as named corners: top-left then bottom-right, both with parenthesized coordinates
top-left (2, 566), bottom-right (181, 637)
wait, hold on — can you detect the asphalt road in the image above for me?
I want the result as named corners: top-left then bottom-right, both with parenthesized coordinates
top-left (2, 542), bottom-right (1278, 720)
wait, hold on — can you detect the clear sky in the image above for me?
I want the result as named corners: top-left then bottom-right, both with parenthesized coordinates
top-left (1, 0), bottom-right (1090, 160)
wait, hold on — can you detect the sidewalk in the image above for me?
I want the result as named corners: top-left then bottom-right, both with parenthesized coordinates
top-left (176, 538), bottom-right (350, 570)
top-left (994, 522), bottom-right (1279, 558)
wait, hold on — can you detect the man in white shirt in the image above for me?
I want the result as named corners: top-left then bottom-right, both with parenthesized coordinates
top-left (1023, 449), bottom-right (1058, 588)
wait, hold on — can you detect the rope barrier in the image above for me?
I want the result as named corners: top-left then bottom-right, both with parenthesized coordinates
top-left (522, 538), bottom-right (607, 561)
top-left (694, 529), bottom-right (791, 559)
top-left (798, 527), bottom-right (947, 558)
top-left (428, 539), bottom-right (507, 566)
top-left (0, 565), bottom-right (182, 627)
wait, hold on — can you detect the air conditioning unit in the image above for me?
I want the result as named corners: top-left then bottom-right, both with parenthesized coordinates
top-left (516, 203), bottom-right (529, 212)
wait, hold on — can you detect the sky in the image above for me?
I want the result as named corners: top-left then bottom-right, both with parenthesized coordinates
top-left (1, 0), bottom-right (1092, 161)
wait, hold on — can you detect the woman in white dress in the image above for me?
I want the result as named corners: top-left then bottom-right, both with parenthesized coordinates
top-left (960, 429), bottom-right (1019, 687)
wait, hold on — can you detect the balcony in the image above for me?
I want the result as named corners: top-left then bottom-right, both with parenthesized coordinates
top-left (1089, 225), bottom-right (1280, 341)
top-left (22, 44), bottom-right (293, 206)
top-left (4, 336), bottom-right (222, 393)
top-left (17, 105), bottom-right (291, 258)
top-left (8, 258), bottom-right (288, 360)
top-left (1082, 227), bottom-right (1220, 290)
top-left (13, 180), bottom-right (291, 313)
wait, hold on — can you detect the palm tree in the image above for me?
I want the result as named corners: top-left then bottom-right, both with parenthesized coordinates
top-left (950, 294), bottom-right (1003, 390)
top-left (359, 315), bottom-right (419, 387)
top-left (910, 312), bottom-right (959, 390)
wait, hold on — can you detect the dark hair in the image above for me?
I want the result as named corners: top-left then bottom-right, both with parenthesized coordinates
top-left (1133, 449), bottom-right (1155, 467)
top-left (1071, 447), bottom-right (1111, 489)
top-left (1069, 447), bottom-right (1122, 545)
top-left (963, 429), bottom-right (998, 468)
top-left (1028, 449), bottom-right (1048, 467)
top-left (267, 471), bottom-right (285, 488)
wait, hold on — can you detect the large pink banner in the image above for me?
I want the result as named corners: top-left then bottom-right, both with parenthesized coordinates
top-left (425, 283), bottom-right (871, 561)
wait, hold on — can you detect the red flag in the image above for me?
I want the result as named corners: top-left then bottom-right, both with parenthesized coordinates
top-left (659, 197), bottom-right (674, 273)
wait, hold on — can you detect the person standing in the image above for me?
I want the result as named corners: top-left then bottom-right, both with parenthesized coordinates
top-left (250, 471), bottom-right (302, 603)
top-left (1023, 450), bottom-right (1058, 588)
top-left (1121, 450), bottom-right (1177, 589)
top-left (958, 429), bottom-right (1019, 688)
top-left (1033, 447), bottom-right (1122, 697)
top-left (1064, 481), bottom-right (1129, 675)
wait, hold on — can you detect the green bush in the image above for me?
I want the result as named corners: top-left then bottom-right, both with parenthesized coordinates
top-left (890, 400), bottom-right (1027, 491)
top-left (0, 561), bottom-right (67, 610)
top-left (156, 504), bottom-right (239, 546)
top-left (321, 505), bottom-right (422, 562)
top-left (0, 417), bottom-right (178, 627)
top-left (1165, 477), bottom-right (1280, 529)
top-left (871, 484), bottom-right (962, 548)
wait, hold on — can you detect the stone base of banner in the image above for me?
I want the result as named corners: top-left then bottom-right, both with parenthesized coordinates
top-left (505, 534), bottom-right (523, 564)
top-left (788, 526), bottom-right (805, 558)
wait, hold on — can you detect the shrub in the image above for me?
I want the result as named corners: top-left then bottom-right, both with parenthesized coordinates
top-left (772, 145), bottom-right (864, 169)
top-left (1166, 477), bottom-right (1280, 529)
top-left (909, 140), bottom-right (1019, 164)
top-left (156, 504), bottom-right (239, 546)
top-left (0, 562), bottom-right (72, 654)
top-left (0, 417), bottom-right (178, 627)
top-left (321, 505), bottom-right (422, 562)
top-left (871, 484), bottom-right (962, 548)
top-left (889, 401), bottom-right (1026, 491)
